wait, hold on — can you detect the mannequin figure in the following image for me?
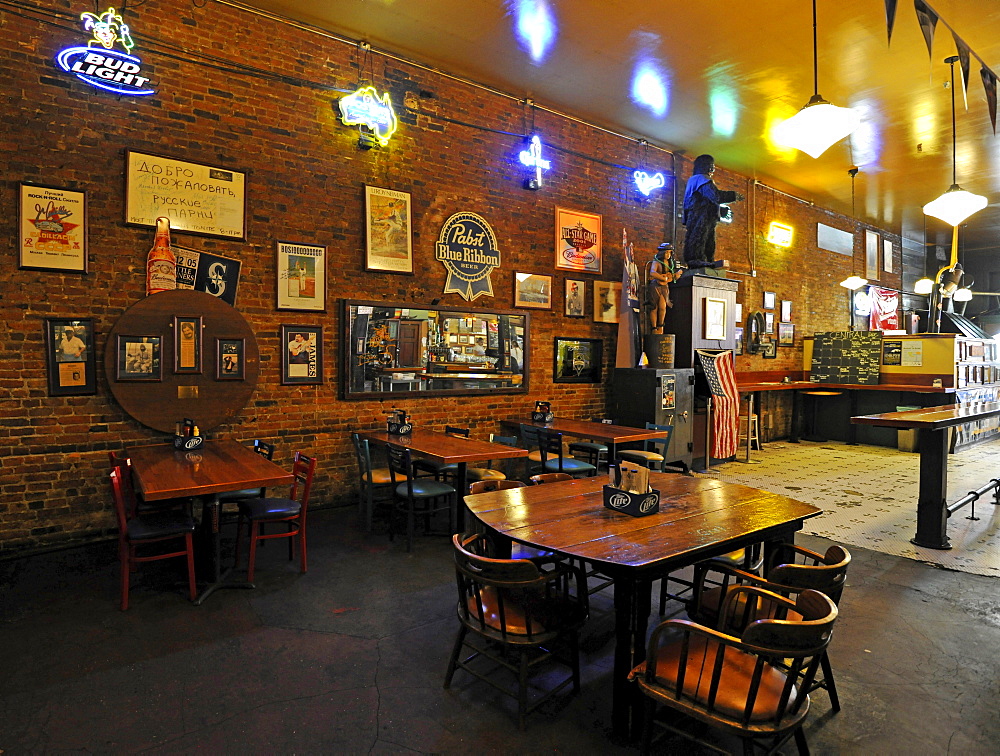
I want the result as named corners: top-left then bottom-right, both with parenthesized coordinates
top-left (646, 242), bottom-right (682, 334)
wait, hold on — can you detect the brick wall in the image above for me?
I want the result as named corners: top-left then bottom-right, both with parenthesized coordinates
top-left (0, 0), bottom-right (902, 554)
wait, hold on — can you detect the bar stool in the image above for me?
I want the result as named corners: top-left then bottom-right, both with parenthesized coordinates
top-left (738, 413), bottom-right (760, 451)
top-left (801, 391), bottom-right (842, 442)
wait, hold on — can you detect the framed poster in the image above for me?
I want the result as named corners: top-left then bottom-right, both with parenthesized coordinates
top-left (172, 315), bottom-right (202, 374)
top-left (281, 325), bottom-right (323, 385)
top-left (734, 326), bottom-right (744, 355)
top-left (780, 300), bottom-right (792, 322)
top-left (704, 298), bottom-right (727, 340)
top-left (555, 207), bottom-right (602, 274)
top-left (865, 229), bottom-right (879, 280)
top-left (365, 186), bottom-right (413, 273)
top-left (593, 281), bottom-right (621, 323)
top-left (45, 318), bottom-right (96, 396)
top-left (216, 338), bottom-right (245, 380)
top-left (553, 338), bottom-right (603, 383)
top-left (762, 340), bottom-right (777, 359)
top-left (765, 312), bottom-right (775, 333)
top-left (763, 291), bottom-right (776, 309)
top-left (565, 279), bottom-right (586, 317)
top-left (276, 241), bottom-right (326, 311)
top-left (19, 184), bottom-right (87, 273)
top-left (116, 336), bottom-right (162, 381)
top-left (173, 245), bottom-right (241, 306)
top-left (883, 238), bottom-right (893, 274)
top-left (778, 322), bottom-right (795, 346)
top-left (124, 150), bottom-right (246, 240)
top-left (514, 273), bottom-right (552, 309)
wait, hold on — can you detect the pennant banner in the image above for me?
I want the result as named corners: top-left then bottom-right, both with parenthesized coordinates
top-left (982, 65), bottom-right (998, 135)
top-left (885, 0), bottom-right (898, 44)
top-left (695, 349), bottom-right (740, 460)
top-left (953, 33), bottom-right (971, 109)
top-left (914, 1), bottom-right (938, 60)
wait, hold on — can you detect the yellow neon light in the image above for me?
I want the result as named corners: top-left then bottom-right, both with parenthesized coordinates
top-left (767, 222), bottom-right (794, 247)
top-left (81, 7), bottom-right (134, 53)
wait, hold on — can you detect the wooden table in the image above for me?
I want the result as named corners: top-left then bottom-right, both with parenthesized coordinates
top-left (501, 416), bottom-right (664, 462)
top-left (126, 439), bottom-right (294, 604)
top-left (464, 473), bottom-right (821, 740)
top-left (852, 402), bottom-right (1000, 549)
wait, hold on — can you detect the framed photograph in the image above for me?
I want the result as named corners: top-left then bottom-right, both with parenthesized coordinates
top-left (125, 150), bottom-right (246, 240)
top-left (763, 291), bottom-right (776, 309)
top-left (281, 325), bottom-right (323, 385)
top-left (593, 281), bottom-right (621, 323)
top-left (19, 183), bottom-right (88, 273)
top-left (173, 315), bottom-right (202, 374)
top-left (565, 279), bottom-right (586, 317)
top-left (765, 312), bottom-right (775, 333)
top-left (116, 336), bottom-right (162, 381)
top-left (555, 207), bottom-right (602, 274)
top-left (704, 297), bottom-right (727, 340)
top-left (276, 241), bottom-right (326, 312)
top-left (553, 337), bottom-right (603, 383)
top-left (762, 340), bottom-right (778, 359)
top-left (216, 338), bottom-right (245, 380)
top-left (778, 322), bottom-right (795, 346)
top-left (514, 273), bottom-right (552, 309)
top-left (780, 300), bottom-right (792, 322)
top-left (734, 327), bottom-right (744, 356)
top-left (464, 346), bottom-right (476, 355)
top-left (458, 335), bottom-right (469, 344)
top-left (365, 186), bottom-right (413, 274)
top-left (45, 318), bottom-right (96, 396)
top-left (865, 229), bottom-right (879, 280)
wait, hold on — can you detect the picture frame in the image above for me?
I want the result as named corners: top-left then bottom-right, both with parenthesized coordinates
top-left (281, 325), bottom-right (323, 385)
top-left (553, 337), bottom-right (603, 383)
top-left (364, 185), bottom-right (413, 274)
top-left (19, 183), bottom-right (88, 273)
top-left (276, 241), bottom-right (326, 312)
top-left (593, 281), bottom-right (621, 323)
top-left (734, 326), bottom-right (744, 356)
top-left (172, 315), bottom-right (202, 374)
top-left (555, 207), bottom-right (602, 274)
top-left (780, 300), bottom-right (792, 322)
top-left (45, 318), bottom-right (96, 396)
top-left (514, 273), bottom-right (552, 309)
top-left (765, 312), bottom-right (775, 333)
top-left (704, 297), bottom-right (727, 340)
top-left (116, 336), bottom-right (162, 381)
top-left (778, 322), bottom-right (795, 346)
top-left (216, 338), bottom-right (245, 380)
top-left (763, 291), bottom-right (776, 309)
top-left (458, 335), bottom-right (470, 344)
top-left (124, 150), bottom-right (246, 240)
top-left (762, 340), bottom-right (778, 359)
top-left (565, 279), bottom-right (586, 317)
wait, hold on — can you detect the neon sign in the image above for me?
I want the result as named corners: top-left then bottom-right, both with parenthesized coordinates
top-left (767, 222), bottom-right (794, 247)
top-left (339, 86), bottom-right (398, 147)
top-left (633, 170), bottom-right (665, 196)
top-left (55, 7), bottom-right (154, 96)
top-left (519, 135), bottom-right (551, 189)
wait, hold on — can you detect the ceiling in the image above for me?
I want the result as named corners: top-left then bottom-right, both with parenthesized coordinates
top-left (240, 0), bottom-right (1000, 266)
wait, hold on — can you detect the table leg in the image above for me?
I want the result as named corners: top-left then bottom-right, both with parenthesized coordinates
top-left (846, 392), bottom-right (859, 445)
top-left (611, 573), bottom-right (652, 741)
top-left (455, 462), bottom-right (469, 533)
top-left (912, 428), bottom-right (951, 550)
top-left (790, 390), bottom-right (801, 443)
top-left (193, 494), bottom-right (255, 605)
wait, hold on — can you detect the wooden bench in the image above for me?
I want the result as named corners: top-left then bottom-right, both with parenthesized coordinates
top-left (851, 403), bottom-right (1000, 549)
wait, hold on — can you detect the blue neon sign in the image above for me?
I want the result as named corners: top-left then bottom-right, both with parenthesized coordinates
top-left (519, 135), bottom-right (551, 189)
top-left (55, 7), bottom-right (154, 96)
top-left (633, 170), bottom-right (665, 196)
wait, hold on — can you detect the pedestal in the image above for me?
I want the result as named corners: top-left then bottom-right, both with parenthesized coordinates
top-left (660, 274), bottom-right (739, 368)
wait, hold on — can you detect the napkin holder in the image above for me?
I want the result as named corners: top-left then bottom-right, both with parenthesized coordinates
top-left (531, 401), bottom-right (554, 423)
top-left (603, 485), bottom-right (660, 517)
top-left (173, 418), bottom-right (204, 450)
top-left (387, 408), bottom-right (413, 436)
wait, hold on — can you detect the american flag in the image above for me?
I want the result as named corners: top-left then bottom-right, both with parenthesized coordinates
top-left (696, 349), bottom-right (739, 459)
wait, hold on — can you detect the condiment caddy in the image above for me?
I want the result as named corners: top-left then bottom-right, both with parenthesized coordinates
top-left (173, 417), bottom-right (204, 450)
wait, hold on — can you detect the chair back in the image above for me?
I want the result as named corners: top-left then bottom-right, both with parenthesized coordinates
top-left (253, 439), bottom-right (275, 460)
top-left (518, 423), bottom-right (542, 452)
top-left (489, 433), bottom-right (518, 447)
top-left (351, 433), bottom-right (375, 481)
top-left (768, 545), bottom-right (852, 605)
top-left (446, 425), bottom-right (470, 437)
top-left (529, 472), bottom-right (573, 485)
top-left (108, 456), bottom-right (139, 519)
top-left (740, 588), bottom-right (838, 656)
top-left (537, 429), bottom-right (566, 471)
top-left (469, 479), bottom-right (526, 495)
top-left (386, 444), bottom-right (416, 499)
top-left (287, 452), bottom-right (317, 522)
top-left (643, 421), bottom-right (673, 453)
top-left (109, 467), bottom-right (131, 534)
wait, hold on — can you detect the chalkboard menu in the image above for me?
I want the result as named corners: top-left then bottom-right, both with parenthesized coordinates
top-left (809, 331), bottom-right (882, 385)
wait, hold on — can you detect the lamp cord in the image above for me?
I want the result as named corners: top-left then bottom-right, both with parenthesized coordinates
top-left (949, 57), bottom-right (957, 186)
top-left (812, 0), bottom-right (819, 97)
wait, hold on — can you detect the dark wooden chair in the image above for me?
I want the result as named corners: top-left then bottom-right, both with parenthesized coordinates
top-left (468, 480), bottom-right (557, 564)
top-left (687, 543), bottom-right (851, 712)
top-left (567, 418), bottom-right (613, 470)
top-left (109, 466), bottom-right (197, 611)
top-left (234, 451), bottom-right (317, 582)
top-left (444, 532), bottom-right (589, 729)
top-left (387, 445), bottom-right (456, 552)
top-left (617, 422), bottom-right (673, 471)
top-left (351, 433), bottom-right (400, 533)
top-left (659, 543), bottom-right (764, 615)
top-left (218, 440), bottom-right (275, 505)
top-left (108, 451), bottom-right (191, 517)
top-left (537, 429), bottom-right (597, 478)
top-left (528, 472), bottom-right (574, 485)
top-left (632, 587), bottom-right (838, 755)
top-left (411, 426), bottom-right (505, 484)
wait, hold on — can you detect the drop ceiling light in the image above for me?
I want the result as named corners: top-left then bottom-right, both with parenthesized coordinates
top-left (913, 277), bottom-right (935, 295)
top-left (953, 287), bottom-right (973, 302)
top-left (839, 275), bottom-right (868, 290)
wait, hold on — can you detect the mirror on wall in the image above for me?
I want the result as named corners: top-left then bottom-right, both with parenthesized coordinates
top-left (341, 299), bottom-right (530, 398)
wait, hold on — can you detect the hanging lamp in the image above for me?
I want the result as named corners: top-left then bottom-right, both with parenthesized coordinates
top-left (774, 0), bottom-right (860, 158)
top-left (839, 167), bottom-right (868, 289)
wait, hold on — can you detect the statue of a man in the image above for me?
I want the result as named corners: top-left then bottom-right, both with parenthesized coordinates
top-left (682, 154), bottom-right (744, 270)
top-left (647, 242), bottom-right (682, 334)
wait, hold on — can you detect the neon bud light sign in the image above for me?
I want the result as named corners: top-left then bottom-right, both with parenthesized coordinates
top-left (633, 170), bottom-right (665, 196)
top-left (339, 86), bottom-right (398, 147)
top-left (55, 7), bottom-right (154, 96)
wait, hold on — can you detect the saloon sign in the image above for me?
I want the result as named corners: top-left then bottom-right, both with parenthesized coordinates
top-left (435, 212), bottom-right (500, 301)
top-left (55, 7), bottom-right (154, 96)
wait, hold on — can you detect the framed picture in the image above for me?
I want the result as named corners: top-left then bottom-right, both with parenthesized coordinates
top-left (593, 281), bottom-right (621, 323)
top-left (765, 312), bottom-right (775, 333)
top-left (763, 291), bottom-right (776, 309)
top-left (464, 346), bottom-right (476, 355)
top-left (514, 273), bottom-right (552, 309)
top-left (734, 326), bottom-right (744, 356)
top-left (19, 183), bottom-right (88, 273)
top-left (555, 207), bottom-right (602, 274)
top-left (565, 279), bottom-right (586, 317)
top-left (216, 338), bottom-right (245, 380)
top-left (365, 186), bottom-right (413, 274)
top-left (704, 297), bottom-right (727, 340)
top-left (45, 318), bottom-right (96, 396)
top-left (458, 335), bottom-right (469, 344)
top-left (778, 322), bottom-right (795, 346)
top-left (780, 300), bottom-right (792, 322)
top-left (762, 340), bottom-right (778, 359)
top-left (553, 337), bottom-right (603, 383)
top-left (276, 241), bottom-right (326, 312)
top-left (281, 325), bottom-right (323, 385)
top-left (116, 336), bottom-right (162, 381)
top-left (173, 315), bottom-right (202, 374)
top-left (125, 150), bottom-right (246, 240)
top-left (173, 244), bottom-right (242, 306)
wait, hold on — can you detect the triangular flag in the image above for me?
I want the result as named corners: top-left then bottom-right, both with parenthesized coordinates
top-left (981, 65), bottom-right (998, 135)
top-left (914, 0), bottom-right (938, 60)
top-left (885, 0), bottom-right (898, 44)
top-left (953, 33), bottom-right (971, 110)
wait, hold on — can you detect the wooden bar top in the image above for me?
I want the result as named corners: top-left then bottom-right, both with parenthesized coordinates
top-left (851, 402), bottom-right (1000, 430)
top-left (356, 428), bottom-right (528, 464)
top-left (738, 380), bottom-right (954, 393)
top-left (501, 416), bottom-right (664, 444)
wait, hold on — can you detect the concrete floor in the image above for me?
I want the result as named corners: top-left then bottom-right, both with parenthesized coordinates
top-left (2, 506), bottom-right (999, 754)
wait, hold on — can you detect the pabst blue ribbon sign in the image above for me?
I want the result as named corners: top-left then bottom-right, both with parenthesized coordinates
top-left (435, 212), bottom-right (500, 301)
top-left (55, 7), bottom-right (154, 96)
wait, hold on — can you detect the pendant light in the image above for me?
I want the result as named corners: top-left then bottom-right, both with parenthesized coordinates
top-left (840, 167), bottom-right (868, 289)
top-left (773, 0), bottom-right (860, 158)
top-left (922, 56), bottom-right (988, 226)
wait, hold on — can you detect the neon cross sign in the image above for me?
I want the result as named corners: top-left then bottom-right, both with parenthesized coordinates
top-left (55, 7), bottom-right (154, 96)
top-left (519, 135), bottom-right (551, 189)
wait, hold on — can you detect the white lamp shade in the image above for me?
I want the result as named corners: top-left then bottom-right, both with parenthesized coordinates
top-left (922, 184), bottom-right (989, 226)
top-left (913, 277), bottom-right (935, 295)
top-left (839, 275), bottom-right (868, 290)
top-left (773, 97), bottom-right (861, 159)
top-left (953, 287), bottom-right (973, 302)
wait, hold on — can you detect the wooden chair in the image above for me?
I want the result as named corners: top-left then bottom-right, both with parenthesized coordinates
top-left (686, 543), bottom-right (852, 712)
top-left (234, 451), bottom-right (317, 582)
top-left (351, 433), bottom-right (400, 533)
top-left (218, 440), bottom-right (275, 505)
top-left (632, 587), bottom-right (838, 755)
top-left (411, 426), bottom-right (505, 484)
top-left (567, 418), bottom-right (613, 470)
top-left (468, 480), bottom-right (557, 563)
top-left (109, 466), bottom-right (197, 611)
top-left (528, 472), bottom-right (574, 485)
top-left (537, 429), bottom-right (597, 478)
top-left (617, 422), bottom-right (673, 471)
top-left (444, 532), bottom-right (589, 729)
top-left (387, 445), bottom-right (456, 552)
top-left (659, 543), bottom-right (764, 615)
top-left (108, 451), bottom-right (191, 517)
